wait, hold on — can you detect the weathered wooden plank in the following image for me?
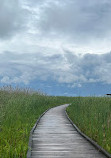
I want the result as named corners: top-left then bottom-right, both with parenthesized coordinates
top-left (31, 104), bottom-right (107, 158)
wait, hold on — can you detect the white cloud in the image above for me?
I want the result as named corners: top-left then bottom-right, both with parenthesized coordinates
top-left (1, 0), bottom-right (111, 54)
top-left (0, 0), bottom-right (111, 89)
top-left (1, 76), bottom-right (10, 84)
top-left (68, 83), bottom-right (82, 88)
top-left (0, 50), bottom-right (111, 85)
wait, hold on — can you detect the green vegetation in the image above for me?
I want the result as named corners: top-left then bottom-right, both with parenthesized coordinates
top-left (1, 87), bottom-right (111, 157)
top-left (0, 86), bottom-right (74, 158)
top-left (67, 97), bottom-right (111, 154)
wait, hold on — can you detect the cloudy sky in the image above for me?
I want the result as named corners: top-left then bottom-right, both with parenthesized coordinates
top-left (0, 0), bottom-right (111, 96)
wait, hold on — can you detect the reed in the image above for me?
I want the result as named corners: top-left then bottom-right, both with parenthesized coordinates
top-left (67, 97), bottom-right (111, 154)
top-left (0, 86), bottom-right (74, 158)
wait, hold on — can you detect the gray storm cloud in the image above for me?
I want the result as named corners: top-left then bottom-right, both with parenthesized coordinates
top-left (0, 51), bottom-right (111, 85)
top-left (37, 0), bottom-right (111, 42)
top-left (1, 0), bottom-right (111, 41)
top-left (0, 0), bottom-right (111, 88)
top-left (0, 0), bottom-right (28, 38)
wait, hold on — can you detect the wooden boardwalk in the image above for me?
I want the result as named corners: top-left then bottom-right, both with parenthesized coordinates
top-left (31, 104), bottom-right (107, 158)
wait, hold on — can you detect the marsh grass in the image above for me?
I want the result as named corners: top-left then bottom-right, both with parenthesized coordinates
top-left (67, 97), bottom-right (111, 154)
top-left (0, 86), bottom-right (73, 158)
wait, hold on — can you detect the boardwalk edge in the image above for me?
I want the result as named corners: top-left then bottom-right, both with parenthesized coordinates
top-left (27, 108), bottom-right (50, 158)
top-left (65, 109), bottom-right (111, 158)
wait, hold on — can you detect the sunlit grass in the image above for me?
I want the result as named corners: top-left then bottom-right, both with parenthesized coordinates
top-left (67, 97), bottom-right (111, 154)
top-left (0, 86), bottom-right (74, 158)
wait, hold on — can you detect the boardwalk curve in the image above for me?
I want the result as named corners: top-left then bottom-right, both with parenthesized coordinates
top-left (30, 104), bottom-right (107, 158)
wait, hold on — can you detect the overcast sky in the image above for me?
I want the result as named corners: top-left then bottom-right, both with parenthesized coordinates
top-left (0, 0), bottom-right (111, 95)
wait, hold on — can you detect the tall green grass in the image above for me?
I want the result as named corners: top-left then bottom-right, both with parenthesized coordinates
top-left (0, 86), bottom-right (74, 158)
top-left (67, 97), bottom-right (111, 154)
